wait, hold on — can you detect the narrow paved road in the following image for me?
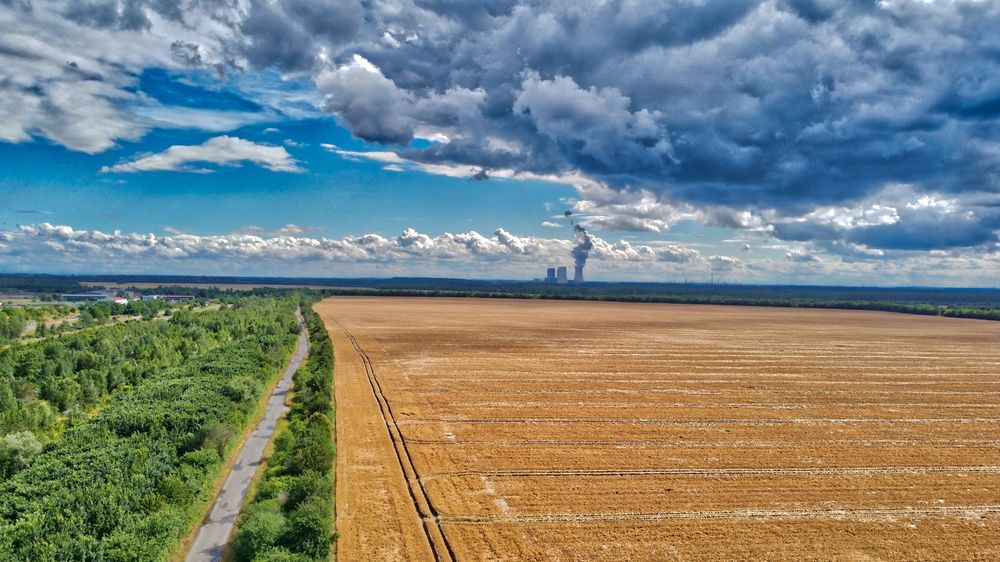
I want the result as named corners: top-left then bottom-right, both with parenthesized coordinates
top-left (187, 307), bottom-right (308, 562)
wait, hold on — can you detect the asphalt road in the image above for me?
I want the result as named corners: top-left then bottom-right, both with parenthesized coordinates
top-left (186, 307), bottom-right (308, 562)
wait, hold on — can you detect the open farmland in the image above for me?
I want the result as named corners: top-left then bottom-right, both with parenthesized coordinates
top-left (316, 296), bottom-right (1000, 561)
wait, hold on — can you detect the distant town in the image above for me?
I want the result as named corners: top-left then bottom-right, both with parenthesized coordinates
top-left (0, 290), bottom-right (194, 307)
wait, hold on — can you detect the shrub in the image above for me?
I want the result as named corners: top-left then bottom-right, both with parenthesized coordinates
top-left (286, 414), bottom-right (333, 476)
top-left (284, 495), bottom-right (333, 559)
top-left (232, 500), bottom-right (286, 562)
top-left (0, 431), bottom-right (43, 478)
top-left (283, 472), bottom-right (331, 512)
top-left (222, 376), bottom-right (261, 405)
top-left (200, 422), bottom-right (237, 458)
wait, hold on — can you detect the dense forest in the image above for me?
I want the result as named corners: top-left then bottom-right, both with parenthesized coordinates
top-left (232, 300), bottom-right (336, 561)
top-left (0, 296), bottom-right (302, 560)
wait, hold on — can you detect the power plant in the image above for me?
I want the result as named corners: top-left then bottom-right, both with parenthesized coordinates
top-left (540, 222), bottom-right (591, 284)
top-left (544, 264), bottom-right (583, 284)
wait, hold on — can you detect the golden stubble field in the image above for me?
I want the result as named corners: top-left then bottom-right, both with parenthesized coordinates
top-left (315, 297), bottom-right (1000, 561)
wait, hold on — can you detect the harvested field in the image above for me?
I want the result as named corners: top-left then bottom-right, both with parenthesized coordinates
top-left (315, 297), bottom-right (1000, 561)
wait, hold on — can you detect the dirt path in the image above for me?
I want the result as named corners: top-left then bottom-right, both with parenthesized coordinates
top-left (186, 308), bottom-right (308, 562)
top-left (314, 300), bottom-right (437, 562)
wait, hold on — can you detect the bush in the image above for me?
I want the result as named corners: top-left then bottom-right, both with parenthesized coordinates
top-left (0, 431), bottom-right (43, 478)
top-left (181, 446), bottom-right (221, 469)
top-left (284, 472), bottom-right (331, 512)
top-left (286, 414), bottom-right (333, 476)
top-left (254, 548), bottom-right (312, 562)
top-left (200, 422), bottom-right (237, 458)
top-left (222, 376), bottom-right (262, 405)
top-left (284, 495), bottom-right (333, 560)
top-left (232, 500), bottom-right (286, 562)
top-left (255, 477), bottom-right (288, 502)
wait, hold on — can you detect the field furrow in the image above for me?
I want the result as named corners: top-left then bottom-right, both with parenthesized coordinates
top-left (320, 297), bottom-right (1000, 561)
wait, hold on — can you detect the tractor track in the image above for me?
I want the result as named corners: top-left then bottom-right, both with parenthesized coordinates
top-left (397, 417), bottom-right (1000, 425)
top-left (343, 331), bottom-right (456, 562)
top-left (421, 465), bottom-right (1000, 482)
top-left (388, 400), bottom-right (1000, 408)
top-left (436, 505), bottom-right (1000, 524)
top-left (403, 438), bottom-right (1000, 447)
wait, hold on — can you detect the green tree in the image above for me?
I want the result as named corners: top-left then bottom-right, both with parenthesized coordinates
top-left (0, 431), bottom-right (43, 478)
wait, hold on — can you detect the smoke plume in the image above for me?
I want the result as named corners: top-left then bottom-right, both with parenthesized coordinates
top-left (572, 224), bottom-right (593, 268)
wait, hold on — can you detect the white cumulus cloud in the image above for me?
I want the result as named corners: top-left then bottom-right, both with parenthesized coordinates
top-left (100, 136), bottom-right (302, 173)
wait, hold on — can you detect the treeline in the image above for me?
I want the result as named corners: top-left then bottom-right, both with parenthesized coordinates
top-left (303, 287), bottom-right (1000, 322)
top-left (0, 297), bottom-right (300, 560)
top-left (0, 274), bottom-right (86, 294)
top-left (232, 301), bottom-right (336, 561)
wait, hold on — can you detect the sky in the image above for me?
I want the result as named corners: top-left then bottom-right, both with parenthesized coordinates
top-left (1, 0), bottom-right (999, 286)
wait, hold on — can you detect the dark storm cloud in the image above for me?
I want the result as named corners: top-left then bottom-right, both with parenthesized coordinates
top-left (772, 189), bottom-right (1000, 252)
top-left (240, 0), bottom-right (363, 73)
top-left (276, 0), bottom-right (1000, 230)
top-left (170, 40), bottom-right (203, 67)
top-left (848, 215), bottom-right (1000, 251)
top-left (5, 0), bottom-right (1000, 253)
top-left (64, 0), bottom-right (151, 31)
top-left (302, 0), bottom-right (998, 251)
top-left (0, 0), bottom-right (31, 11)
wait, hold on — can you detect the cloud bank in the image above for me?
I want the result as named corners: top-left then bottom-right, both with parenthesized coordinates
top-left (2, 222), bottom-right (997, 286)
top-left (3, 223), bottom-right (698, 267)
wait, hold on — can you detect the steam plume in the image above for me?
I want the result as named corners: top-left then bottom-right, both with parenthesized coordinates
top-left (572, 224), bottom-right (593, 268)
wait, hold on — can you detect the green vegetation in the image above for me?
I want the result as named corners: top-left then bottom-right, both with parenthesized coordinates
top-left (0, 299), bottom-right (182, 345)
top-left (0, 309), bottom-right (28, 343)
top-left (232, 301), bottom-right (336, 562)
top-left (0, 304), bottom-right (215, 439)
top-left (0, 305), bottom-right (78, 343)
top-left (0, 296), bottom-right (301, 560)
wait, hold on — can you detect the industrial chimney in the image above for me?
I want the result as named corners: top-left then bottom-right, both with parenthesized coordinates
top-left (556, 266), bottom-right (568, 284)
top-left (573, 265), bottom-right (583, 284)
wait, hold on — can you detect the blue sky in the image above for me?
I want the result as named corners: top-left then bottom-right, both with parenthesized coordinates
top-left (1, 1), bottom-right (999, 285)
top-left (0, 113), bottom-right (576, 239)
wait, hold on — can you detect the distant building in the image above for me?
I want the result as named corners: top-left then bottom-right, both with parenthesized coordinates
top-left (141, 295), bottom-right (160, 301)
top-left (159, 295), bottom-right (195, 302)
top-left (108, 297), bottom-right (129, 305)
top-left (574, 265), bottom-right (584, 284)
top-left (545, 268), bottom-right (557, 284)
top-left (556, 266), bottom-right (568, 284)
top-left (61, 292), bottom-right (109, 302)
